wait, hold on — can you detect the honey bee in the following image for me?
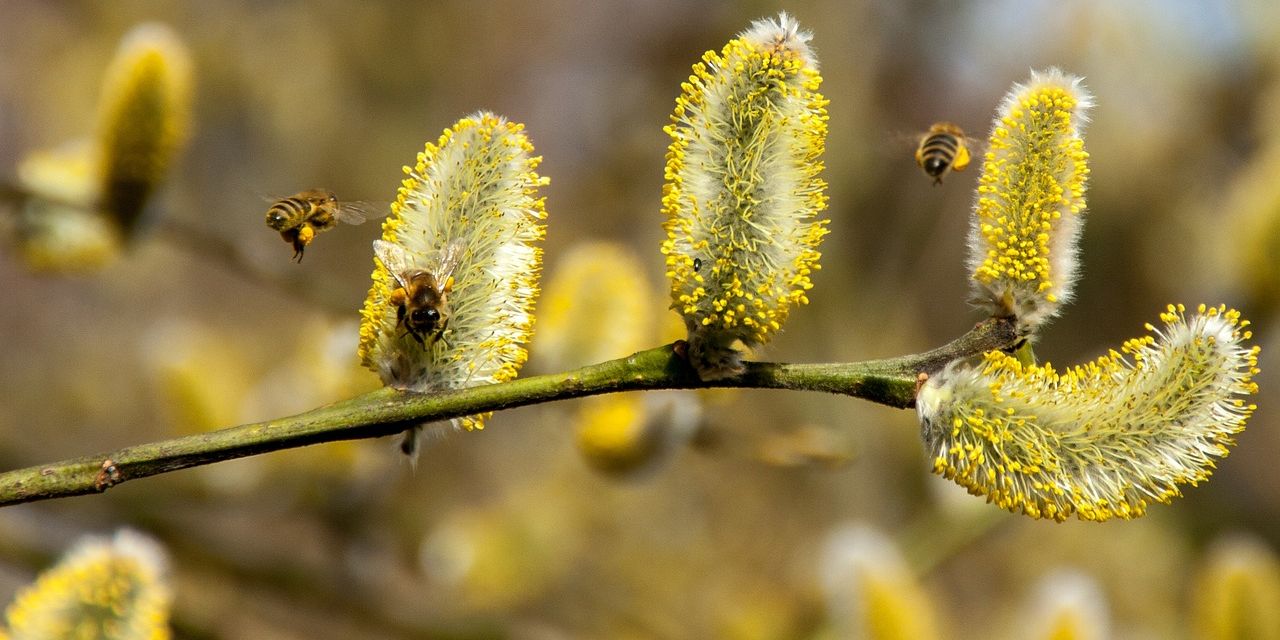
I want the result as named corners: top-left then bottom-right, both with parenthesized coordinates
top-left (914, 122), bottom-right (971, 184)
top-left (373, 239), bottom-right (465, 347)
top-left (264, 189), bottom-right (385, 262)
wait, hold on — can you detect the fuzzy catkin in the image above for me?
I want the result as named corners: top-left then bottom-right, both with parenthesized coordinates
top-left (917, 305), bottom-right (1259, 522)
top-left (968, 68), bottom-right (1092, 335)
top-left (358, 112), bottom-right (548, 452)
top-left (661, 12), bottom-right (830, 379)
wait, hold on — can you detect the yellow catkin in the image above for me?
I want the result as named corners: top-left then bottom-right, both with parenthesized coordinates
top-left (1191, 536), bottom-right (1280, 640)
top-left (661, 12), bottom-right (830, 379)
top-left (917, 304), bottom-right (1259, 522)
top-left (357, 112), bottom-right (547, 453)
top-left (535, 242), bottom-right (653, 372)
top-left (822, 525), bottom-right (941, 640)
top-left (96, 23), bottom-right (193, 235)
top-left (968, 68), bottom-right (1091, 334)
top-left (4, 531), bottom-right (171, 640)
top-left (1021, 570), bottom-right (1109, 640)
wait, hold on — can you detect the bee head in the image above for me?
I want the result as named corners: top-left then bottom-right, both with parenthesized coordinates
top-left (410, 308), bottom-right (441, 330)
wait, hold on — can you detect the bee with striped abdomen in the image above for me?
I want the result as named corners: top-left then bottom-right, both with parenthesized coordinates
top-left (914, 122), bottom-right (970, 185)
top-left (264, 189), bottom-right (384, 262)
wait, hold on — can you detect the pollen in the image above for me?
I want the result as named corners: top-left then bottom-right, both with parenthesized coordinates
top-left (661, 12), bottom-right (829, 379)
top-left (916, 305), bottom-right (1259, 522)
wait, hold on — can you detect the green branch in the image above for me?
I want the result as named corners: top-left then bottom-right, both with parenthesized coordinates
top-left (0, 318), bottom-right (1016, 508)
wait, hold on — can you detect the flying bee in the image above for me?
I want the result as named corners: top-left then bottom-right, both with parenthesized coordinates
top-left (264, 189), bottom-right (385, 262)
top-left (373, 239), bottom-right (465, 347)
top-left (914, 122), bottom-right (971, 185)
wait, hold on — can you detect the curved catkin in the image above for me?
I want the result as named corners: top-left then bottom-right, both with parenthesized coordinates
top-left (661, 12), bottom-right (830, 380)
top-left (4, 530), bottom-right (172, 640)
top-left (96, 23), bottom-right (193, 235)
top-left (968, 68), bottom-right (1091, 335)
top-left (916, 304), bottom-right (1259, 522)
top-left (357, 112), bottom-right (548, 447)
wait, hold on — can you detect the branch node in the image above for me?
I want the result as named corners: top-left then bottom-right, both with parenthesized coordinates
top-left (94, 459), bottom-right (122, 491)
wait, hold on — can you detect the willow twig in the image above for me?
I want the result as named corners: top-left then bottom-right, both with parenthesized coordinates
top-left (0, 318), bottom-right (1017, 508)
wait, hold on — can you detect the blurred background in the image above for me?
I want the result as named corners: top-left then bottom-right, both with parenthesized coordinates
top-left (1, 1), bottom-right (1279, 638)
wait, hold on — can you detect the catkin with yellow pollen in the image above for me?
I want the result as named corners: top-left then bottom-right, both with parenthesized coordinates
top-left (10, 23), bottom-right (191, 273)
top-left (916, 304), bottom-right (1259, 522)
top-left (96, 22), bottom-right (193, 235)
top-left (661, 12), bottom-right (830, 379)
top-left (4, 530), bottom-right (172, 640)
top-left (358, 112), bottom-right (548, 456)
top-left (968, 68), bottom-right (1091, 335)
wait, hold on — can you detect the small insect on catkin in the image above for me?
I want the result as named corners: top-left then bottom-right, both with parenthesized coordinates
top-left (917, 304), bottom-right (1259, 522)
top-left (968, 68), bottom-right (1091, 336)
top-left (358, 112), bottom-right (548, 456)
top-left (661, 12), bottom-right (830, 380)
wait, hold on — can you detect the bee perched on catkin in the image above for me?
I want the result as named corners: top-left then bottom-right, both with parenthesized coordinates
top-left (661, 12), bottom-right (830, 380)
top-left (917, 304), bottom-right (1260, 522)
top-left (358, 112), bottom-right (548, 458)
top-left (968, 68), bottom-right (1091, 336)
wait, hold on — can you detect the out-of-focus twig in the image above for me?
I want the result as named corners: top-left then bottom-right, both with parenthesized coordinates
top-left (151, 216), bottom-right (355, 314)
top-left (0, 318), bottom-right (1018, 507)
top-left (0, 181), bottom-right (355, 313)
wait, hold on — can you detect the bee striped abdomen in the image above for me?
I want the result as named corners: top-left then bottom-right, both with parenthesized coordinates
top-left (264, 197), bottom-right (312, 231)
top-left (914, 122), bottom-right (970, 184)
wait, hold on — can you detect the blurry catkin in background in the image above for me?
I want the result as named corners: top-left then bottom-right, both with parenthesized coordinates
top-left (821, 524), bottom-right (941, 640)
top-left (2, 530), bottom-right (172, 640)
top-left (1191, 535), bottom-right (1280, 640)
top-left (96, 22), bottom-right (192, 236)
top-left (533, 241), bottom-right (654, 372)
top-left (10, 22), bottom-right (192, 272)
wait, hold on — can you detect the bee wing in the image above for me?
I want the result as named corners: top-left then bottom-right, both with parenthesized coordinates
top-left (433, 239), bottom-right (466, 284)
top-left (332, 201), bottom-right (391, 225)
top-left (373, 240), bottom-right (414, 289)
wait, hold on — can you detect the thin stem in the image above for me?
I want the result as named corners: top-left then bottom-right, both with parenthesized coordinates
top-left (0, 318), bottom-right (1017, 507)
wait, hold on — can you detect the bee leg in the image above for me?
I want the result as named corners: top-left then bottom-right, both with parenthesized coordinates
top-left (430, 331), bottom-right (449, 350)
